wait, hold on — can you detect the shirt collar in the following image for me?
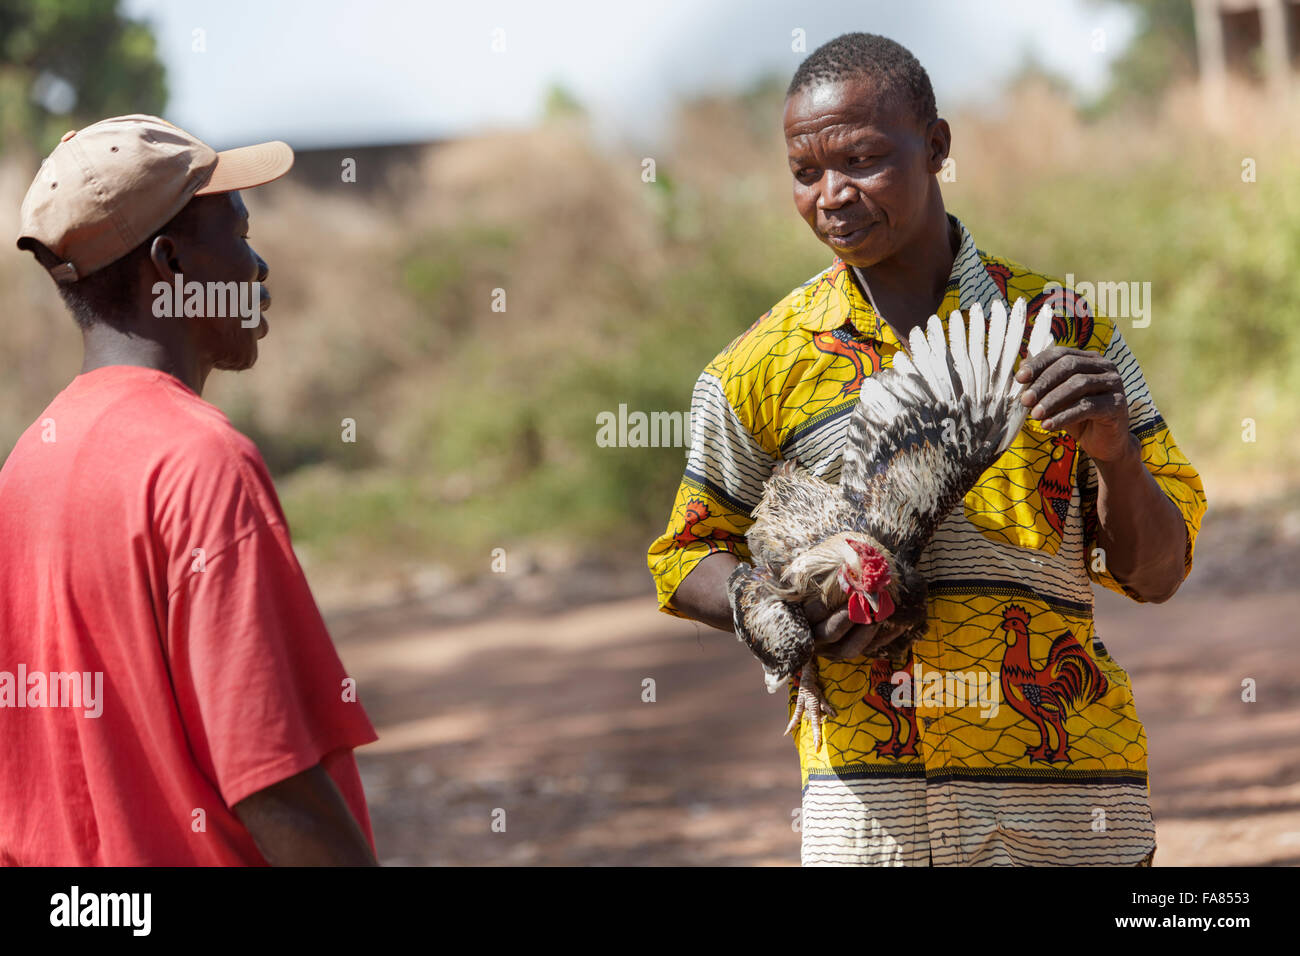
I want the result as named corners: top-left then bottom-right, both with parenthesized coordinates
top-left (800, 214), bottom-right (982, 346)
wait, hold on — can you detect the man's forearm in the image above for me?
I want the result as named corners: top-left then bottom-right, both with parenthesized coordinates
top-left (1093, 433), bottom-right (1188, 602)
top-left (670, 551), bottom-right (740, 632)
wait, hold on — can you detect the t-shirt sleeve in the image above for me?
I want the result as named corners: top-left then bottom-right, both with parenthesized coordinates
top-left (159, 430), bottom-right (378, 813)
top-left (647, 366), bottom-right (775, 616)
top-left (1079, 324), bottom-right (1207, 601)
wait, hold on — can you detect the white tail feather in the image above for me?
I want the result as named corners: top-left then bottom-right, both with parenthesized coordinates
top-left (843, 297), bottom-right (1058, 501)
top-left (1004, 301), bottom-right (1054, 451)
top-left (927, 314), bottom-right (961, 404)
top-left (969, 302), bottom-right (987, 400)
top-left (948, 310), bottom-right (974, 399)
top-left (858, 375), bottom-right (907, 423)
top-left (997, 303), bottom-right (1058, 447)
top-left (887, 350), bottom-right (931, 407)
top-left (1027, 304), bottom-right (1054, 356)
top-left (907, 316), bottom-right (955, 405)
top-left (906, 324), bottom-right (932, 378)
top-left (993, 297), bottom-right (1027, 398)
top-left (906, 324), bottom-right (939, 398)
top-left (986, 300), bottom-right (1009, 394)
top-left (880, 298), bottom-right (1057, 457)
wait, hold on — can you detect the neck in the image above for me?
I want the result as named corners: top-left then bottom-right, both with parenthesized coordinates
top-left (81, 317), bottom-right (209, 395)
top-left (853, 193), bottom-right (957, 340)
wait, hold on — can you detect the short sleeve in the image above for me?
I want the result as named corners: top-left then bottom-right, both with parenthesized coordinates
top-left (161, 439), bottom-right (378, 810)
top-left (1080, 325), bottom-right (1207, 600)
top-left (647, 368), bottom-right (775, 615)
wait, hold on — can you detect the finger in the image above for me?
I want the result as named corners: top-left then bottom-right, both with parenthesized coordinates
top-left (800, 593), bottom-right (830, 624)
top-left (1014, 345), bottom-right (1086, 384)
top-left (819, 623), bottom-right (878, 660)
top-left (1019, 357), bottom-right (1114, 408)
top-left (1027, 371), bottom-right (1123, 423)
top-left (1016, 348), bottom-right (1109, 397)
top-left (861, 625), bottom-right (905, 659)
top-left (811, 607), bottom-right (852, 644)
top-left (1043, 394), bottom-right (1127, 432)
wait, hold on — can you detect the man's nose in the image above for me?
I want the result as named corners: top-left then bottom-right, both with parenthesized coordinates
top-left (817, 170), bottom-right (855, 208)
top-left (255, 254), bottom-right (269, 283)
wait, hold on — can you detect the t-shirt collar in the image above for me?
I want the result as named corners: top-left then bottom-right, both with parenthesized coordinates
top-left (70, 364), bottom-right (198, 396)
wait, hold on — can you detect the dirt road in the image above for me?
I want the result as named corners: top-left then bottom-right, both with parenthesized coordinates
top-left (329, 510), bottom-right (1300, 866)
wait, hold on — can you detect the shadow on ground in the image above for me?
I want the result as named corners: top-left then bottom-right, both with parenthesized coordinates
top-left (328, 506), bottom-right (1300, 866)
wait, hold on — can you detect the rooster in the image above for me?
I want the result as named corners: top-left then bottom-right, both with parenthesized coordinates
top-left (999, 605), bottom-right (1108, 762)
top-left (727, 298), bottom-right (1054, 749)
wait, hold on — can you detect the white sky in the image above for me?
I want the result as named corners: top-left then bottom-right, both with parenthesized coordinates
top-left (122, 0), bottom-right (1136, 149)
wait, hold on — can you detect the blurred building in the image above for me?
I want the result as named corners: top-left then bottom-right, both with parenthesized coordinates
top-left (1192, 0), bottom-right (1300, 117)
top-left (290, 141), bottom-right (438, 200)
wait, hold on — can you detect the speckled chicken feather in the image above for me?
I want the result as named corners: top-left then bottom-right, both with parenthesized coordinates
top-left (729, 299), bottom-right (1055, 697)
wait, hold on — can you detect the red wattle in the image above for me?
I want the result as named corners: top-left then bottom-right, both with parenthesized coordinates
top-left (847, 590), bottom-right (896, 625)
top-left (875, 591), bottom-right (895, 622)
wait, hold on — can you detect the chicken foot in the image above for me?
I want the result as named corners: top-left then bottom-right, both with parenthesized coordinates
top-left (785, 657), bottom-right (837, 751)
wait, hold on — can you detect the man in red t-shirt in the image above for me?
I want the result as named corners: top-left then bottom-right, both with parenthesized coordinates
top-left (0, 115), bottom-right (379, 865)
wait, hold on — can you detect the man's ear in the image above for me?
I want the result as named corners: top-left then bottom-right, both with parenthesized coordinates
top-left (926, 118), bottom-right (951, 174)
top-left (148, 235), bottom-right (181, 282)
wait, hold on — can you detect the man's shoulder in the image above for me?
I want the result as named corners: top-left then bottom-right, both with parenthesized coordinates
top-left (163, 397), bottom-right (261, 468)
top-left (977, 250), bottom-right (1116, 354)
top-left (2, 370), bottom-right (283, 556)
top-left (81, 375), bottom-right (280, 527)
top-left (14, 368), bottom-right (265, 482)
top-left (141, 390), bottom-right (285, 553)
top-left (101, 373), bottom-right (266, 478)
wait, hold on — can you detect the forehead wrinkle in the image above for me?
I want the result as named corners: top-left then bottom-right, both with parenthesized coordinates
top-left (786, 77), bottom-right (916, 137)
top-left (786, 97), bottom-right (891, 134)
top-left (787, 120), bottom-right (889, 159)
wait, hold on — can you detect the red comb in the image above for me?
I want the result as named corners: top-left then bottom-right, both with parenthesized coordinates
top-left (855, 547), bottom-right (891, 591)
top-left (1003, 605), bottom-right (1030, 628)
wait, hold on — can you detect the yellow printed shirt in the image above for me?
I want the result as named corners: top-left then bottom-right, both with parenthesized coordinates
top-left (646, 215), bottom-right (1206, 866)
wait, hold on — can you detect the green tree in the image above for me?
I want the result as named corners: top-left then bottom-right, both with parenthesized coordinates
top-left (1090, 0), bottom-right (1197, 112)
top-left (0, 0), bottom-right (166, 154)
top-left (542, 81), bottom-right (584, 121)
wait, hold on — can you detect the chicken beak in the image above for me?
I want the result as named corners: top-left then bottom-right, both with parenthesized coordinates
top-left (864, 591), bottom-right (880, 614)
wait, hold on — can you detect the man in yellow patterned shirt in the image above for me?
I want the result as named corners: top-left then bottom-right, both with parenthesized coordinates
top-left (647, 33), bottom-right (1206, 866)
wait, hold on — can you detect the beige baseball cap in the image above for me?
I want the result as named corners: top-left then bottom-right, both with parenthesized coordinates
top-left (17, 114), bottom-right (293, 284)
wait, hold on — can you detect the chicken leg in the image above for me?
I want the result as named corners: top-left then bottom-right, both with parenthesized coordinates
top-left (785, 658), bottom-right (836, 751)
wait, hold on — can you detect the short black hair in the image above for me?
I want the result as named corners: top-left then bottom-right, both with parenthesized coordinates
top-left (787, 32), bottom-right (937, 125)
top-left (54, 240), bottom-right (156, 331)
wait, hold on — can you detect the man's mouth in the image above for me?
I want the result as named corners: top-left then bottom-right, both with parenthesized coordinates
top-left (257, 291), bottom-right (271, 338)
top-left (824, 222), bottom-right (873, 247)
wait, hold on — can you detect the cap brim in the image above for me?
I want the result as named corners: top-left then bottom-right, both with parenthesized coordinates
top-left (194, 140), bottom-right (294, 196)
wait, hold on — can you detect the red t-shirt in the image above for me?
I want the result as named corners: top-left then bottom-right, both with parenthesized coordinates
top-left (0, 365), bottom-right (378, 865)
